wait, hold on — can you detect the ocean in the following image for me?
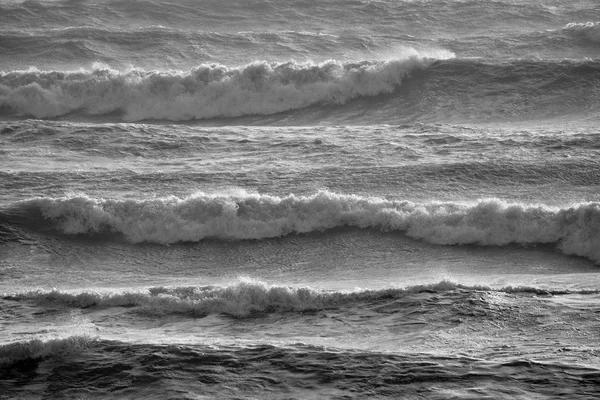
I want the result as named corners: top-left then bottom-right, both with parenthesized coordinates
top-left (1, 0), bottom-right (600, 398)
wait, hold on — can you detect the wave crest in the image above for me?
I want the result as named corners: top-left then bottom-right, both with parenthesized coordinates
top-left (6, 191), bottom-right (600, 263)
top-left (562, 22), bottom-right (600, 43)
top-left (0, 335), bottom-right (95, 366)
top-left (4, 279), bottom-right (594, 319)
top-left (0, 53), bottom-right (446, 121)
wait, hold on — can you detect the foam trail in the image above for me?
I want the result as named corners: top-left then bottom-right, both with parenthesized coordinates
top-left (6, 191), bottom-right (600, 263)
top-left (0, 53), bottom-right (448, 121)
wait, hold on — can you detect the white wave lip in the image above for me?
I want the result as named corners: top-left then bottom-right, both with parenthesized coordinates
top-left (0, 52), bottom-right (447, 121)
top-left (17, 191), bottom-right (600, 263)
top-left (562, 22), bottom-right (600, 43)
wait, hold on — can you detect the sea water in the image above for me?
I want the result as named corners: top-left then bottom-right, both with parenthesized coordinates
top-left (1, 0), bottom-right (600, 398)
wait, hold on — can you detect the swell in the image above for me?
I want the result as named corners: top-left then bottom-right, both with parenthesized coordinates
top-left (393, 58), bottom-right (600, 123)
top-left (3, 279), bottom-right (596, 318)
top-left (3, 191), bottom-right (600, 263)
top-left (2, 57), bottom-right (599, 123)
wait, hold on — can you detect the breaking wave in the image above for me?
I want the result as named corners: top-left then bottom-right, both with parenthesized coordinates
top-left (0, 335), bottom-right (95, 367)
top-left (4, 191), bottom-right (600, 263)
top-left (4, 279), bottom-right (593, 318)
top-left (0, 53), bottom-right (447, 121)
top-left (3, 55), bottom-right (600, 124)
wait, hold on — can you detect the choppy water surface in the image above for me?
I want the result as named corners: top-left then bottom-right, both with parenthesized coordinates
top-left (1, 0), bottom-right (600, 398)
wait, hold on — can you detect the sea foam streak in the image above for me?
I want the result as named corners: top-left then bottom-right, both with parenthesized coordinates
top-left (0, 52), bottom-right (447, 121)
top-left (7, 191), bottom-right (600, 263)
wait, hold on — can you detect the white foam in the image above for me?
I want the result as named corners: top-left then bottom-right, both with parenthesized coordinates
top-left (0, 53), bottom-right (449, 121)
top-left (5, 278), bottom-right (595, 319)
top-left (12, 191), bottom-right (600, 263)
